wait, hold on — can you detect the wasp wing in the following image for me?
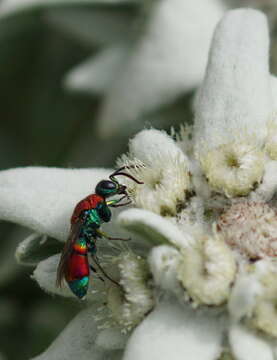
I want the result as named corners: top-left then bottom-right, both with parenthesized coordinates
top-left (56, 221), bottom-right (82, 287)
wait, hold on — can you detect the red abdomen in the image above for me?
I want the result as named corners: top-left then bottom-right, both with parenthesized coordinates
top-left (71, 194), bottom-right (104, 224)
top-left (65, 252), bottom-right (89, 282)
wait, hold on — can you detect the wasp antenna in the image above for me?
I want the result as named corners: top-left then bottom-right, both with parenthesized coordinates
top-left (109, 166), bottom-right (126, 178)
top-left (110, 171), bottom-right (143, 184)
top-left (110, 165), bottom-right (144, 184)
top-left (110, 164), bottom-right (144, 176)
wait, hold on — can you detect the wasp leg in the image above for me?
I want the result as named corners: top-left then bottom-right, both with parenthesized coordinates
top-left (106, 195), bottom-right (128, 207)
top-left (91, 255), bottom-right (121, 287)
top-left (110, 200), bottom-right (132, 208)
top-left (90, 264), bottom-right (97, 273)
top-left (96, 229), bottom-right (130, 242)
top-left (107, 194), bottom-right (132, 208)
top-left (90, 265), bottom-right (104, 282)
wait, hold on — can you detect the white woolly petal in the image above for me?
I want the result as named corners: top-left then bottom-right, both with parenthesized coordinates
top-left (0, 0), bottom-right (134, 17)
top-left (272, 341), bottom-right (277, 359)
top-left (265, 75), bottom-right (277, 158)
top-left (31, 305), bottom-right (122, 360)
top-left (123, 300), bottom-right (224, 360)
top-left (16, 233), bottom-right (43, 265)
top-left (246, 260), bottom-right (277, 337)
top-left (96, 328), bottom-right (128, 350)
top-left (0, 166), bottom-right (112, 241)
top-left (228, 323), bottom-right (274, 360)
top-left (64, 46), bottom-right (128, 95)
top-left (129, 129), bottom-right (185, 164)
top-left (148, 245), bottom-right (182, 297)
top-left (97, 0), bottom-right (225, 137)
top-left (228, 266), bottom-right (263, 322)
top-left (15, 232), bottom-right (57, 266)
top-left (194, 9), bottom-right (272, 152)
top-left (33, 254), bottom-right (76, 298)
top-left (118, 208), bottom-right (193, 248)
top-left (265, 76), bottom-right (277, 158)
top-left (250, 160), bottom-right (277, 201)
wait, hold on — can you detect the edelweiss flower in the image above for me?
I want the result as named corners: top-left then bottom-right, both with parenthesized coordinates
top-left (2, 7), bottom-right (277, 360)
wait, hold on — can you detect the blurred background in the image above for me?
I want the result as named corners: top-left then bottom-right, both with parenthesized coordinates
top-left (0, 0), bottom-right (276, 359)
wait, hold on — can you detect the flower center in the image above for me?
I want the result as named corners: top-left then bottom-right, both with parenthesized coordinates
top-left (226, 153), bottom-right (240, 168)
top-left (199, 142), bottom-right (265, 197)
top-left (217, 201), bottom-right (277, 259)
top-left (148, 174), bottom-right (162, 190)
